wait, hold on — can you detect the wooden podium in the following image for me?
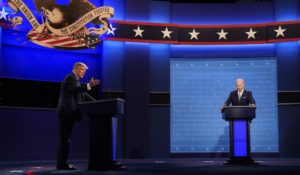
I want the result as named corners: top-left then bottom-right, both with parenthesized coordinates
top-left (78, 98), bottom-right (124, 170)
top-left (222, 106), bottom-right (256, 164)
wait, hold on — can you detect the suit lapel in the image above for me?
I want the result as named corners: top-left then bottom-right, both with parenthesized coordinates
top-left (71, 73), bottom-right (84, 102)
top-left (71, 72), bottom-right (81, 87)
top-left (234, 90), bottom-right (240, 102)
top-left (241, 90), bottom-right (246, 99)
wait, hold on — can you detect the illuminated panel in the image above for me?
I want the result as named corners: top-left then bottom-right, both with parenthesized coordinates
top-left (233, 120), bottom-right (247, 157)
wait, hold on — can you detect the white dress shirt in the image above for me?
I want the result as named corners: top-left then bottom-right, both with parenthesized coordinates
top-left (238, 89), bottom-right (244, 100)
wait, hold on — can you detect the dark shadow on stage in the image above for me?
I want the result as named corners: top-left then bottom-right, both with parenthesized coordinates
top-left (1, 159), bottom-right (300, 175)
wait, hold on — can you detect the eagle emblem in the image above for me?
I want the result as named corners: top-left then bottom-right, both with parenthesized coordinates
top-left (7, 0), bottom-right (114, 50)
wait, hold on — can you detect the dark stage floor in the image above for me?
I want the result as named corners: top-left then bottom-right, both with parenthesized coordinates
top-left (1, 159), bottom-right (300, 175)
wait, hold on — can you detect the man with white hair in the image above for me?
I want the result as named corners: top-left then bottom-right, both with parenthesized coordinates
top-left (56, 62), bottom-right (100, 170)
top-left (221, 78), bottom-right (256, 112)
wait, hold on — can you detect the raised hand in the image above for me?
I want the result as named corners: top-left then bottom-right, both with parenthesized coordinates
top-left (89, 77), bottom-right (100, 87)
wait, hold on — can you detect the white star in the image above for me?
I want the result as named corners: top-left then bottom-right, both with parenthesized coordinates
top-left (107, 24), bottom-right (116, 36)
top-left (274, 26), bottom-right (286, 37)
top-left (245, 28), bottom-right (257, 39)
top-left (0, 7), bottom-right (8, 21)
top-left (189, 29), bottom-right (200, 40)
top-left (133, 26), bottom-right (144, 38)
top-left (217, 28), bottom-right (228, 40)
top-left (161, 27), bottom-right (172, 39)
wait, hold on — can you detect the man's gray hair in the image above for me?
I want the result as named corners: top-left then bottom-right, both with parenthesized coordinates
top-left (236, 78), bottom-right (245, 84)
top-left (73, 62), bottom-right (88, 71)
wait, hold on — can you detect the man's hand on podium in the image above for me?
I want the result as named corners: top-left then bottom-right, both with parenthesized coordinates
top-left (221, 105), bottom-right (226, 113)
top-left (89, 78), bottom-right (100, 87)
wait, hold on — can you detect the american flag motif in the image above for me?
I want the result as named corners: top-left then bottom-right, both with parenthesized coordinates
top-left (27, 29), bottom-right (101, 50)
top-left (83, 34), bottom-right (101, 47)
top-left (105, 20), bottom-right (300, 45)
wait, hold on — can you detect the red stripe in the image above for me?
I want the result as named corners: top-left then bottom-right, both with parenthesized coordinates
top-left (178, 40), bottom-right (267, 45)
top-left (105, 37), bottom-right (178, 44)
top-left (268, 37), bottom-right (300, 43)
top-left (60, 42), bottom-right (80, 47)
top-left (61, 42), bottom-right (83, 47)
top-left (103, 37), bottom-right (300, 45)
top-left (60, 39), bottom-right (86, 47)
top-left (267, 20), bottom-right (300, 25)
top-left (27, 31), bottom-right (70, 42)
top-left (111, 20), bottom-right (178, 27)
top-left (47, 38), bottom-right (74, 44)
top-left (35, 35), bottom-right (58, 41)
top-left (27, 33), bottom-right (55, 41)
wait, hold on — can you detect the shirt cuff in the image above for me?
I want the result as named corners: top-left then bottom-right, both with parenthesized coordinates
top-left (87, 83), bottom-right (91, 91)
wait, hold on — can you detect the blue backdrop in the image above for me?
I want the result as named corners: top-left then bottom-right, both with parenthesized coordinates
top-left (170, 58), bottom-right (278, 153)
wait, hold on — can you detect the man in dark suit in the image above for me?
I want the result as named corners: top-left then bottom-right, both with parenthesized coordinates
top-left (221, 79), bottom-right (256, 112)
top-left (56, 62), bottom-right (100, 170)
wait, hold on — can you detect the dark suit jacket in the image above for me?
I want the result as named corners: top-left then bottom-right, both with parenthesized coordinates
top-left (57, 72), bottom-right (95, 121)
top-left (224, 89), bottom-right (256, 106)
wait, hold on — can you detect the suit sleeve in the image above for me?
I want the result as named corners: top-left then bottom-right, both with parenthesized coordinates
top-left (65, 75), bottom-right (88, 94)
top-left (248, 91), bottom-right (256, 105)
top-left (224, 92), bottom-right (232, 106)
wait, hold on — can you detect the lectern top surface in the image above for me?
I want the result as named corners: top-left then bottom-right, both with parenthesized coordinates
top-left (79, 98), bottom-right (125, 104)
top-left (224, 106), bottom-right (256, 109)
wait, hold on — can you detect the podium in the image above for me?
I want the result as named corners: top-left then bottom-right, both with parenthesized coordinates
top-left (222, 106), bottom-right (256, 164)
top-left (78, 98), bottom-right (124, 170)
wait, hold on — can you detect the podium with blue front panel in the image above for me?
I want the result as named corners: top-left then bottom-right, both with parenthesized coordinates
top-left (222, 106), bottom-right (256, 164)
